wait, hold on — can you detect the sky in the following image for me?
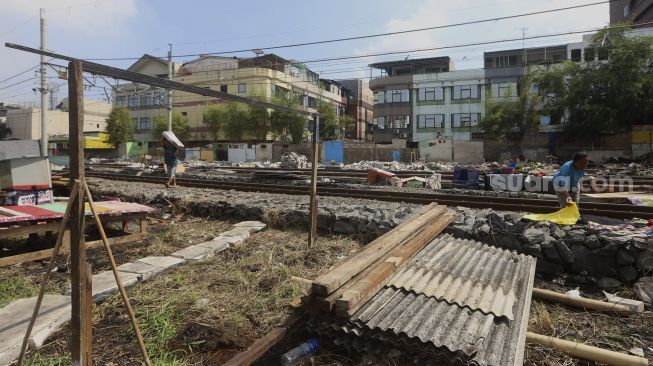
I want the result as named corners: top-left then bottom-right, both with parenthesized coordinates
top-left (0, 0), bottom-right (609, 106)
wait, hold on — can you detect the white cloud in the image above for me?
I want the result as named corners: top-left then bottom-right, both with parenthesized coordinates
top-left (0, 0), bottom-right (138, 34)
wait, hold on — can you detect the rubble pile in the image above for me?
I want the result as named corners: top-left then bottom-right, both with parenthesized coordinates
top-left (279, 152), bottom-right (308, 169)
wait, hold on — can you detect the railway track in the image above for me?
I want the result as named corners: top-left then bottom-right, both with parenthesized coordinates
top-left (77, 172), bottom-right (653, 220)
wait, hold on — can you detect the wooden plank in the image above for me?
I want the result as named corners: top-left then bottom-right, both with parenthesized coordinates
top-left (0, 222), bottom-right (61, 239)
top-left (309, 208), bottom-right (448, 313)
top-left (532, 288), bottom-right (630, 316)
top-left (0, 232), bottom-right (149, 267)
top-left (311, 203), bottom-right (444, 296)
top-left (335, 212), bottom-right (455, 317)
top-left (223, 327), bottom-right (287, 366)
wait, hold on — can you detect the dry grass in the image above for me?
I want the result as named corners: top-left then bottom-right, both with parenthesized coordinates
top-left (23, 226), bottom-right (360, 365)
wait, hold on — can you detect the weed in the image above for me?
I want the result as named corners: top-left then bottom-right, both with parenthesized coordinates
top-left (0, 275), bottom-right (38, 307)
top-left (22, 353), bottom-right (70, 366)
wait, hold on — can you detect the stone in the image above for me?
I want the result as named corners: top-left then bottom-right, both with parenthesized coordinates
top-left (523, 227), bottom-right (546, 245)
top-left (196, 239), bottom-right (230, 253)
top-left (597, 277), bottom-right (622, 289)
top-left (555, 241), bottom-right (574, 265)
top-left (550, 226), bottom-right (566, 239)
top-left (333, 220), bottom-right (357, 235)
top-left (564, 230), bottom-right (586, 245)
top-left (616, 249), bottom-right (635, 265)
top-left (476, 224), bottom-right (491, 236)
top-left (584, 235), bottom-right (601, 249)
top-left (233, 221), bottom-right (267, 232)
top-left (137, 255), bottom-right (185, 270)
top-left (634, 277), bottom-right (653, 304)
top-left (171, 245), bottom-right (215, 261)
top-left (221, 227), bottom-right (252, 239)
top-left (90, 270), bottom-right (141, 302)
top-left (535, 258), bottom-right (564, 275)
top-left (636, 248), bottom-right (653, 271)
top-left (366, 221), bottom-right (378, 232)
top-left (572, 245), bottom-right (619, 278)
top-left (617, 266), bottom-right (639, 282)
top-left (631, 237), bottom-right (647, 250)
top-left (117, 261), bottom-right (164, 281)
top-left (0, 295), bottom-right (71, 365)
top-left (213, 235), bottom-right (245, 246)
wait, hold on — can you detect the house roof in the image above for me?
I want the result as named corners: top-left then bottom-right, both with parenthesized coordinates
top-left (369, 56), bottom-right (451, 69)
top-left (126, 54), bottom-right (168, 72)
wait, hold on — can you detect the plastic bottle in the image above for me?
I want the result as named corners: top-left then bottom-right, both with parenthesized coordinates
top-left (280, 338), bottom-right (319, 366)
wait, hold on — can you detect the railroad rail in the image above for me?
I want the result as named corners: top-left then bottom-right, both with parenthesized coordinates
top-left (74, 172), bottom-right (653, 220)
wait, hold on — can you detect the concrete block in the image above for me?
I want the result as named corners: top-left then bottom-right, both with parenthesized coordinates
top-left (607, 296), bottom-right (645, 312)
top-left (171, 245), bottom-right (215, 261)
top-left (137, 255), bottom-right (185, 270)
top-left (0, 295), bottom-right (71, 365)
top-left (233, 221), bottom-right (267, 232)
top-left (197, 237), bottom-right (230, 253)
top-left (220, 227), bottom-right (252, 239)
top-left (213, 234), bottom-right (246, 246)
top-left (117, 261), bottom-right (164, 281)
top-left (91, 270), bottom-right (141, 302)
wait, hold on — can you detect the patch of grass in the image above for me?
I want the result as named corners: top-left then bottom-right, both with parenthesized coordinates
top-left (22, 353), bottom-right (70, 366)
top-left (0, 275), bottom-right (38, 307)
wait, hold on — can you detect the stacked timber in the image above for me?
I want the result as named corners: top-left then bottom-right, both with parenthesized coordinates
top-left (304, 203), bottom-right (455, 317)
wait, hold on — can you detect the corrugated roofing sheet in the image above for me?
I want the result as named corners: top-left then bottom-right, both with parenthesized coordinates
top-left (388, 234), bottom-right (531, 319)
top-left (310, 234), bottom-right (536, 366)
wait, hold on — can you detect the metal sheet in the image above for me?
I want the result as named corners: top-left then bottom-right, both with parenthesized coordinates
top-left (388, 234), bottom-right (530, 319)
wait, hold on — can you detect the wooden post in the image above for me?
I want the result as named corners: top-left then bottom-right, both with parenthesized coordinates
top-left (308, 114), bottom-right (320, 247)
top-left (68, 61), bottom-right (90, 365)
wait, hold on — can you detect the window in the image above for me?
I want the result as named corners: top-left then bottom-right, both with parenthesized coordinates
top-left (220, 84), bottom-right (228, 93)
top-left (238, 83), bottom-right (246, 93)
top-left (452, 85), bottom-right (480, 99)
top-left (181, 111), bottom-right (187, 117)
top-left (115, 96), bottom-right (127, 106)
top-left (484, 57), bottom-right (494, 68)
top-left (584, 48), bottom-right (595, 61)
top-left (140, 94), bottom-right (152, 106)
top-left (139, 117), bottom-right (152, 130)
top-left (571, 49), bottom-right (582, 62)
top-left (373, 116), bottom-right (386, 128)
top-left (387, 115), bottom-right (409, 128)
top-left (598, 48), bottom-right (609, 61)
top-left (388, 89), bottom-right (409, 103)
top-left (417, 114), bottom-right (444, 129)
top-left (418, 87), bottom-right (444, 101)
top-left (373, 91), bottom-right (385, 104)
top-left (497, 83), bottom-right (512, 98)
top-left (96, 124), bottom-right (99, 128)
top-left (451, 113), bottom-right (481, 127)
top-left (128, 95), bottom-right (138, 107)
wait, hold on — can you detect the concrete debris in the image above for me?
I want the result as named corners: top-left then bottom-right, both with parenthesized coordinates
top-left (634, 277), bottom-right (653, 304)
top-left (279, 152), bottom-right (308, 169)
top-left (603, 291), bottom-right (645, 312)
top-left (88, 270), bottom-right (141, 302)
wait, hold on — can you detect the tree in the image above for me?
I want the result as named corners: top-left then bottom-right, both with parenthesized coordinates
top-left (339, 115), bottom-right (356, 139)
top-left (317, 101), bottom-right (339, 140)
top-left (223, 102), bottom-right (249, 140)
top-left (270, 93), bottom-right (306, 143)
top-left (152, 112), bottom-right (190, 140)
top-left (105, 107), bottom-right (132, 147)
top-left (0, 123), bottom-right (12, 139)
top-left (531, 26), bottom-right (653, 144)
top-left (245, 104), bottom-right (270, 140)
top-left (203, 106), bottom-right (225, 140)
top-left (480, 77), bottom-right (540, 147)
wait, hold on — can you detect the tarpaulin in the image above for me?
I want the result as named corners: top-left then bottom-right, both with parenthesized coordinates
top-left (523, 202), bottom-right (580, 225)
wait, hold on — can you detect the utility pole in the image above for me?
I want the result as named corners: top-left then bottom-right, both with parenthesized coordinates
top-left (40, 9), bottom-right (48, 156)
top-left (308, 114), bottom-right (320, 247)
top-left (167, 44), bottom-right (172, 132)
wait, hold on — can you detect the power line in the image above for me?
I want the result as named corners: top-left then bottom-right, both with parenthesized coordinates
top-left (0, 64), bottom-right (41, 85)
top-left (0, 77), bottom-right (36, 92)
top-left (85, 0), bottom-right (614, 61)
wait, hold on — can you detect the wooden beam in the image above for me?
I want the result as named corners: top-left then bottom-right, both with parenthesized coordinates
top-left (68, 60), bottom-right (89, 365)
top-left (0, 222), bottom-right (61, 239)
top-left (532, 288), bottom-right (630, 316)
top-left (223, 328), bottom-right (287, 366)
top-left (311, 204), bottom-right (444, 296)
top-left (308, 115), bottom-right (319, 247)
top-left (335, 212), bottom-right (454, 317)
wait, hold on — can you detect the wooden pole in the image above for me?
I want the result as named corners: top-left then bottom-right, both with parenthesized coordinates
top-left (526, 332), bottom-right (648, 366)
top-left (308, 114), bottom-right (320, 247)
top-left (16, 183), bottom-right (80, 365)
top-left (82, 182), bottom-right (151, 365)
top-left (68, 61), bottom-right (90, 365)
top-left (532, 288), bottom-right (630, 316)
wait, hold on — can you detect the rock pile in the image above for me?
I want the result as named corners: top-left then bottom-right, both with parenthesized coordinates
top-left (279, 152), bottom-right (308, 169)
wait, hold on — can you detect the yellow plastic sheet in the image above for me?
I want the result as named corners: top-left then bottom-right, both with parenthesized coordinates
top-left (523, 202), bottom-right (580, 225)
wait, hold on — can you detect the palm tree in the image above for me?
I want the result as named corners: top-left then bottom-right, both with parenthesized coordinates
top-left (0, 123), bottom-right (12, 139)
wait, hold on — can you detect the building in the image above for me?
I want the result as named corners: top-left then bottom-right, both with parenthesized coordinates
top-left (113, 54), bottom-right (180, 143)
top-left (4, 98), bottom-right (111, 146)
top-left (337, 79), bottom-right (373, 141)
top-left (610, 0), bottom-right (653, 26)
top-left (171, 53), bottom-right (345, 144)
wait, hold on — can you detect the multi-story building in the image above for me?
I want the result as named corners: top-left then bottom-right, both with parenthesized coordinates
top-left (337, 78), bottom-right (373, 140)
top-left (172, 53), bottom-right (345, 143)
top-left (610, 0), bottom-right (653, 27)
top-left (369, 57), bottom-right (453, 144)
top-left (113, 54), bottom-right (180, 142)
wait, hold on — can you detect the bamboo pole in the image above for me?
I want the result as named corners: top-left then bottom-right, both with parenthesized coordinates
top-left (82, 181), bottom-right (151, 366)
top-left (526, 332), bottom-right (648, 366)
top-left (16, 182), bottom-right (80, 365)
top-left (532, 288), bottom-right (630, 316)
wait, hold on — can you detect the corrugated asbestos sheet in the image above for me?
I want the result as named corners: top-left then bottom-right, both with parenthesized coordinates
top-left (310, 234), bottom-right (536, 366)
top-left (388, 235), bottom-right (531, 319)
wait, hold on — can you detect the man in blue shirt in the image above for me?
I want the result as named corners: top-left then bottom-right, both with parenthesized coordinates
top-left (553, 151), bottom-right (590, 208)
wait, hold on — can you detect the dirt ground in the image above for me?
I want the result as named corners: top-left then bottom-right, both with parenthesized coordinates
top-left (3, 217), bottom-right (652, 365)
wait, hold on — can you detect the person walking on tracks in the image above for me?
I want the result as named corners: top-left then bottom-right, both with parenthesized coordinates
top-left (161, 134), bottom-right (179, 188)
